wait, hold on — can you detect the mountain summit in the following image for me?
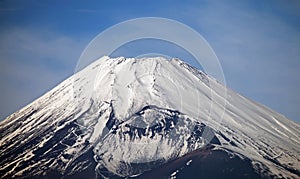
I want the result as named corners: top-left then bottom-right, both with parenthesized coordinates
top-left (0, 56), bottom-right (299, 178)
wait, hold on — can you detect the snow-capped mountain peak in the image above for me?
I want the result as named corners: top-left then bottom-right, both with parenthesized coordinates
top-left (0, 56), bottom-right (299, 178)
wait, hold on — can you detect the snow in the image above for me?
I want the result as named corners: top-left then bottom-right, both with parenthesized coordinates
top-left (0, 56), bottom-right (299, 178)
top-left (170, 170), bottom-right (179, 179)
top-left (186, 159), bottom-right (192, 166)
top-left (77, 57), bottom-right (300, 178)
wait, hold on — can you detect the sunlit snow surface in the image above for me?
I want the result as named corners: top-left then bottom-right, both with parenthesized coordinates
top-left (0, 56), bottom-right (299, 178)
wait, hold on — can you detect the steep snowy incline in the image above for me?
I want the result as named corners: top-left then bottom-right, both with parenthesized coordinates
top-left (74, 56), bottom-right (215, 123)
top-left (0, 56), bottom-right (299, 178)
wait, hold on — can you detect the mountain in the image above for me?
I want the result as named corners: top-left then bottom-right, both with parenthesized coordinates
top-left (0, 56), bottom-right (299, 179)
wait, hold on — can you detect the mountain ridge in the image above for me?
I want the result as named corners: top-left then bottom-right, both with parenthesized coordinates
top-left (0, 56), bottom-right (299, 178)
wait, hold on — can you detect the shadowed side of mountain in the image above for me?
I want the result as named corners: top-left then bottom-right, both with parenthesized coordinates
top-left (137, 145), bottom-right (264, 179)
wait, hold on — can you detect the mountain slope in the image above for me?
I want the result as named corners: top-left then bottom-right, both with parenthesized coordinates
top-left (0, 56), bottom-right (299, 178)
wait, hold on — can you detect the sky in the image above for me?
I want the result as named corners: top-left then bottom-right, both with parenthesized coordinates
top-left (0, 0), bottom-right (299, 123)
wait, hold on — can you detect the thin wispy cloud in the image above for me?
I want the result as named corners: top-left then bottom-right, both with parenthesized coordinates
top-left (0, 27), bottom-right (88, 120)
top-left (178, 1), bottom-right (300, 121)
top-left (0, 8), bottom-right (18, 12)
top-left (75, 9), bottom-right (98, 13)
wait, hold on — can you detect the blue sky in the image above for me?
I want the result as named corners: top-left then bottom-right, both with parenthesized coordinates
top-left (0, 0), bottom-right (300, 123)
